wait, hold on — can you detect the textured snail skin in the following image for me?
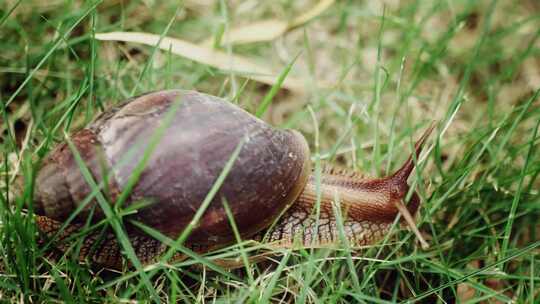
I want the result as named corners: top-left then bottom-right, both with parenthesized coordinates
top-left (32, 90), bottom-right (431, 269)
top-left (263, 154), bottom-right (423, 248)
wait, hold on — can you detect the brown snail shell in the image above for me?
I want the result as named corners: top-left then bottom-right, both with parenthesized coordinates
top-left (32, 89), bottom-right (433, 269)
top-left (35, 90), bottom-right (310, 246)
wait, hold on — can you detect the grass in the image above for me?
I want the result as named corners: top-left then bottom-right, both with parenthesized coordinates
top-left (1, 0), bottom-right (539, 302)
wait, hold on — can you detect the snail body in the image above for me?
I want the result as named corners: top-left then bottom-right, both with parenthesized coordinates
top-left (33, 90), bottom-right (431, 268)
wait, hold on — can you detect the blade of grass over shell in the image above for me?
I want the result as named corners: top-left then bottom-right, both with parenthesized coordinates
top-left (39, 179), bottom-right (103, 252)
top-left (129, 136), bottom-right (246, 295)
top-left (221, 199), bottom-right (254, 283)
top-left (255, 52), bottom-right (300, 118)
top-left (41, 95), bottom-right (178, 253)
top-left (113, 96), bottom-right (182, 210)
top-left (59, 83), bottom-right (182, 302)
top-left (165, 136), bottom-right (245, 258)
top-left (73, 97), bottom-right (184, 297)
top-left (65, 136), bottom-right (159, 301)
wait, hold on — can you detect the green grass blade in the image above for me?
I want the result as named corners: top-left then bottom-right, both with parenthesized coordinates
top-left (3, 0), bottom-right (102, 108)
top-left (500, 115), bottom-right (540, 261)
top-left (65, 136), bottom-right (159, 301)
top-left (221, 199), bottom-right (254, 283)
top-left (255, 53), bottom-right (300, 118)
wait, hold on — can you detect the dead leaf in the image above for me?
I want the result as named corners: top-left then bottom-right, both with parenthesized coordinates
top-left (204, 20), bottom-right (288, 46)
top-left (95, 32), bottom-right (305, 92)
top-left (289, 0), bottom-right (335, 29)
top-left (202, 0), bottom-right (335, 46)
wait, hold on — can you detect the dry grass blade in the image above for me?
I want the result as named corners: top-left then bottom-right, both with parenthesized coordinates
top-left (395, 199), bottom-right (429, 250)
top-left (202, 0), bottom-right (335, 46)
top-left (289, 0), bottom-right (335, 28)
top-left (95, 31), bottom-right (305, 92)
top-left (203, 20), bottom-right (288, 46)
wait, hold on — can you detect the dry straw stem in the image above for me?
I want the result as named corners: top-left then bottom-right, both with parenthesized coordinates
top-left (201, 0), bottom-right (335, 46)
top-left (95, 32), bottom-right (306, 92)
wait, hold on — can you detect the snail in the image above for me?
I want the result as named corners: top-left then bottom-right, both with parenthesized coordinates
top-left (31, 89), bottom-right (433, 269)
